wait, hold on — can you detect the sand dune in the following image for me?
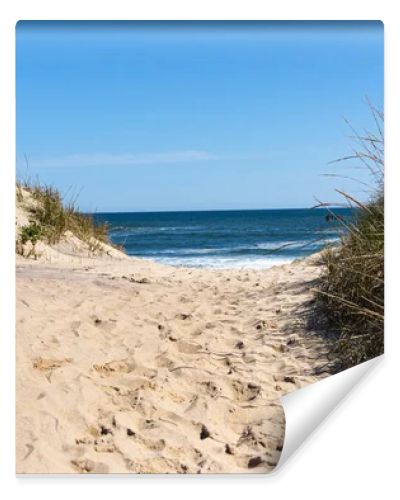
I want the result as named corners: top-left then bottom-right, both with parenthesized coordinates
top-left (16, 241), bottom-right (331, 473)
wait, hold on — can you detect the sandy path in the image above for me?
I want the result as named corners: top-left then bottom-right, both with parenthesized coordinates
top-left (16, 254), bottom-right (330, 473)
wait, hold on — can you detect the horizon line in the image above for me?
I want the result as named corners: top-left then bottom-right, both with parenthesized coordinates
top-left (89, 206), bottom-right (351, 215)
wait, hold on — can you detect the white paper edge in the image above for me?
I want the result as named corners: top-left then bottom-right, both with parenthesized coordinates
top-left (277, 355), bottom-right (383, 468)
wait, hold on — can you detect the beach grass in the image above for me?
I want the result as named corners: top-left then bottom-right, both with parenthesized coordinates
top-left (315, 103), bottom-right (384, 368)
top-left (16, 180), bottom-right (111, 249)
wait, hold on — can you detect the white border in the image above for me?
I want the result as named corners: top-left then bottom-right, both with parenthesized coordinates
top-left (1, 2), bottom-right (398, 499)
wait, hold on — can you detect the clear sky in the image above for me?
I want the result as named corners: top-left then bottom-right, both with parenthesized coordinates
top-left (16, 21), bottom-right (383, 212)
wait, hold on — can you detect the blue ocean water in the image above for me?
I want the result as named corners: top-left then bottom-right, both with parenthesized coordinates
top-left (94, 208), bottom-right (353, 269)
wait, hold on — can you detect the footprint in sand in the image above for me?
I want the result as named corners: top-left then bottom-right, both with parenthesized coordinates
top-left (70, 458), bottom-right (109, 473)
top-left (155, 353), bottom-right (175, 369)
top-left (106, 387), bottom-right (142, 410)
top-left (237, 425), bottom-right (269, 452)
top-left (230, 380), bottom-right (261, 402)
top-left (33, 357), bottom-right (72, 371)
top-left (190, 327), bottom-right (203, 336)
top-left (177, 340), bottom-right (202, 354)
top-left (201, 380), bottom-right (221, 399)
top-left (127, 431), bottom-right (166, 451)
top-left (93, 436), bottom-right (116, 453)
top-left (93, 359), bottom-right (135, 376)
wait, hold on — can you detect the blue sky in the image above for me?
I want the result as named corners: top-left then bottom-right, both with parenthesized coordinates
top-left (16, 21), bottom-right (383, 212)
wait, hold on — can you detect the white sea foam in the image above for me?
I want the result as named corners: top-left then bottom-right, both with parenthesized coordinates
top-left (149, 248), bottom-right (218, 256)
top-left (144, 241), bottom-right (322, 256)
top-left (255, 240), bottom-right (310, 250)
top-left (151, 255), bottom-right (295, 270)
top-left (255, 238), bottom-right (340, 251)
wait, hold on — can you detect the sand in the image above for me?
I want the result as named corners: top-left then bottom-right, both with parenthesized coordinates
top-left (16, 189), bottom-right (331, 473)
top-left (16, 246), bottom-right (332, 474)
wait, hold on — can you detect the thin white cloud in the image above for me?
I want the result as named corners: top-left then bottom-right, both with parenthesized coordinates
top-left (30, 150), bottom-right (219, 168)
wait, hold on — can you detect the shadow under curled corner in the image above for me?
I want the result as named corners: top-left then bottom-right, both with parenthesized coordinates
top-left (275, 355), bottom-right (383, 471)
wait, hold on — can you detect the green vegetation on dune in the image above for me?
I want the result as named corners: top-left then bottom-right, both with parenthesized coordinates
top-left (316, 105), bottom-right (384, 368)
top-left (16, 181), bottom-right (111, 250)
top-left (20, 221), bottom-right (43, 245)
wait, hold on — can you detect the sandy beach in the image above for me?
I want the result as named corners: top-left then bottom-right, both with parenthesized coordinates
top-left (16, 225), bottom-right (331, 473)
top-left (9, 15), bottom-right (387, 500)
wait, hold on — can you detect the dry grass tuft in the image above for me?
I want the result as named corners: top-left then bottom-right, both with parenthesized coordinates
top-left (17, 179), bottom-right (111, 248)
top-left (315, 102), bottom-right (384, 368)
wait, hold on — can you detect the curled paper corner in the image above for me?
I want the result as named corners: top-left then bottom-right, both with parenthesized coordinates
top-left (276, 355), bottom-right (383, 470)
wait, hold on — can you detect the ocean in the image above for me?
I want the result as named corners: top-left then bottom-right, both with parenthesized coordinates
top-left (94, 208), bottom-right (353, 270)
